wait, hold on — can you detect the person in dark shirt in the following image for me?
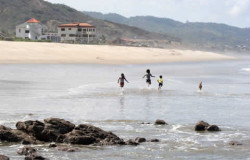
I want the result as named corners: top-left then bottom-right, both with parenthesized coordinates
top-left (143, 69), bottom-right (155, 87)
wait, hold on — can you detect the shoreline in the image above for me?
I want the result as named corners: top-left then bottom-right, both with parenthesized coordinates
top-left (0, 41), bottom-right (235, 64)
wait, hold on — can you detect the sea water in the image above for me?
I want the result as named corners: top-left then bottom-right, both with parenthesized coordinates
top-left (0, 59), bottom-right (250, 159)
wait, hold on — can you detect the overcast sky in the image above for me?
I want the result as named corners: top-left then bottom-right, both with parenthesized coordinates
top-left (46, 0), bottom-right (250, 28)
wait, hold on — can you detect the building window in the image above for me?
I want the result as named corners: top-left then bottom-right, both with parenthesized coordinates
top-left (93, 29), bottom-right (95, 32)
top-left (19, 29), bottom-right (21, 33)
top-left (83, 29), bottom-right (87, 32)
top-left (25, 30), bottom-right (29, 33)
top-left (69, 34), bottom-right (75, 37)
top-left (83, 34), bottom-right (88, 38)
top-left (61, 28), bottom-right (65, 31)
top-left (78, 28), bottom-right (82, 32)
top-left (68, 28), bottom-right (71, 30)
top-left (61, 34), bottom-right (66, 37)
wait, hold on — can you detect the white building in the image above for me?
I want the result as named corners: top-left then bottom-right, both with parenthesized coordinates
top-left (16, 18), bottom-right (48, 40)
top-left (58, 23), bottom-right (96, 43)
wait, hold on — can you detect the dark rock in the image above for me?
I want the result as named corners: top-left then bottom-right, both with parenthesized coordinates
top-left (17, 146), bottom-right (36, 156)
top-left (64, 124), bottom-right (125, 145)
top-left (154, 120), bottom-right (168, 125)
top-left (64, 135), bottom-right (96, 145)
top-left (125, 139), bottom-right (139, 146)
top-left (0, 155), bottom-right (9, 160)
top-left (206, 125), bottom-right (221, 131)
top-left (149, 139), bottom-right (160, 142)
top-left (16, 120), bottom-right (45, 141)
top-left (57, 146), bottom-right (80, 152)
top-left (195, 121), bottom-right (210, 131)
top-left (135, 137), bottom-right (146, 143)
top-left (49, 143), bottom-right (57, 148)
top-left (1, 118), bottom-right (125, 146)
top-left (0, 125), bottom-right (37, 144)
top-left (24, 153), bottom-right (47, 160)
top-left (44, 118), bottom-right (75, 134)
top-left (141, 122), bottom-right (151, 124)
top-left (16, 118), bottom-right (75, 142)
top-left (229, 141), bottom-right (243, 146)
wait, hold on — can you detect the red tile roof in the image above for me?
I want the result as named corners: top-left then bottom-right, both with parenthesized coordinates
top-left (26, 18), bottom-right (40, 23)
top-left (58, 23), bottom-right (95, 28)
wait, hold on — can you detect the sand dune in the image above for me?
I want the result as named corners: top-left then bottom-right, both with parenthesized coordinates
top-left (0, 41), bottom-right (234, 64)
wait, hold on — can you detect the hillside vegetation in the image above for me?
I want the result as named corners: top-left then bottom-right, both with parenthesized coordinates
top-left (85, 12), bottom-right (250, 52)
top-left (0, 0), bottom-right (178, 43)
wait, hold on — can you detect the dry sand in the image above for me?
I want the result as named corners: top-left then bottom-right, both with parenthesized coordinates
top-left (0, 41), bottom-right (234, 64)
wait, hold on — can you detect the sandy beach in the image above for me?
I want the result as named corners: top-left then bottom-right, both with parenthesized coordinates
top-left (0, 41), bottom-right (234, 64)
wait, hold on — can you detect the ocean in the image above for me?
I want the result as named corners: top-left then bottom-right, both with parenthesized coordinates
top-left (0, 59), bottom-right (250, 159)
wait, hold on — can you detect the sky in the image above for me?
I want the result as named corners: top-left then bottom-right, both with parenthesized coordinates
top-left (45, 0), bottom-right (250, 28)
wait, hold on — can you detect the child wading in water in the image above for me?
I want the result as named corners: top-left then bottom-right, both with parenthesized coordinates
top-left (199, 81), bottom-right (202, 90)
top-left (118, 73), bottom-right (129, 88)
top-left (157, 75), bottom-right (163, 90)
top-left (143, 69), bottom-right (155, 87)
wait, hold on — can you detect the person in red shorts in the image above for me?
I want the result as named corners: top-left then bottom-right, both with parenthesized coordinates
top-left (118, 73), bottom-right (129, 88)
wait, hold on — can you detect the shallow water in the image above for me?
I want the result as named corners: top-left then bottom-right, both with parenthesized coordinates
top-left (0, 60), bottom-right (250, 159)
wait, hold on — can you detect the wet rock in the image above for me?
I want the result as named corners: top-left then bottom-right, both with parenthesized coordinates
top-left (194, 121), bottom-right (210, 131)
top-left (17, 146), bottom-right (36, 155)
top-left (57, 146), bottom-right (80, 152)
top-left (64, 135), bottom-right (96, 145)
top-left (24, 153), bottom-right (47, 160)
top-left (16, 120), bottom-right (45, 141)
top-left (149, 139), bottom-right (160, 142)
top-left (49, 143), bottom-right (57, 148)
top-left (16, 118), bottom-right (75, 142)
top-left (229, 141), bottom-right (243, 146)
top-left (0, 125), bottom-right (37, 144)
top-left (206, 125), bottom-right (221, 131)
top-left (1, 118), bottom-right (126, 146)
top-left (154, 120), bottom-right (168, 125)
top-left (135, 137), bottom-right (146, 143)
top-left (0, 155), bottom-right (9, 160)
top-left (44, 118), bottom-right (75, 134)
top-left (125, 139), bottom-right (139, 146)
top-left (64, 124), bottom-right (125, 145)
top-left (141, 122), bottom-right (151, 124)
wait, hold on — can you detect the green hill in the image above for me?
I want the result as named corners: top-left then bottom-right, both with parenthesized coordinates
top-left (0, 0), bottom-right (178, 44)
top-left (84, 11), bottom-right (250, 52)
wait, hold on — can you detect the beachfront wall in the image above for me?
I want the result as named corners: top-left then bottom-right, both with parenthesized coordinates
top-left (58, 23), bottom-right (96, 43)
top-left (16, 18), bottom-right (48, 40)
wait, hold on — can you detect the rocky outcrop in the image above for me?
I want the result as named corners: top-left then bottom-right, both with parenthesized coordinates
top-left (0, 155), bottom-right (9, 160)
top-left (154, 120), bottom-right (168, 125)
top-left (194, 121), bottom-right (221, 132)
top-left (1, 118), bottom-right (163, 147)
top-left (64, 124), bottom-right (125, 145)
top-left (16, 118), bottom-right (75, 142)
top-left (1, 118), bottom-right (126, 146)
